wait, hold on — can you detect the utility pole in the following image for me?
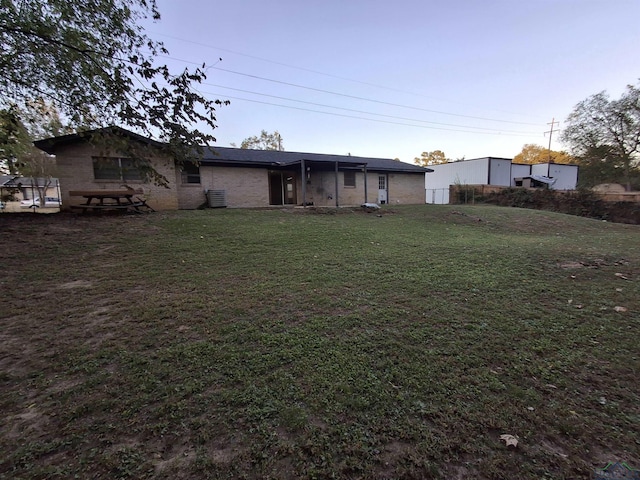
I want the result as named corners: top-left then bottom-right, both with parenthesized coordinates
top-left (544, 118), bottom-right (559, 162)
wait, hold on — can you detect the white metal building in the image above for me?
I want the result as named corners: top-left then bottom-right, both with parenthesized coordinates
top-left (425, 158), bottom-right (578, 204)
top-left (530, 163), bottom-right (579, 190)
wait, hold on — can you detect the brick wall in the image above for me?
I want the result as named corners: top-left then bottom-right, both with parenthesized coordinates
top-left (387, 173), bottom-right (428, 204)
top-left (194, 166), bottom-right (269, 208)
top-left (54, 143), bottom-right (179, 211)
top-left (304, 170), bottom-right (425, 206)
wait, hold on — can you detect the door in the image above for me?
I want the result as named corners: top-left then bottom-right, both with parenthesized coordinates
top-left (284, 174), bottom-right (296, 204)
top-left (378, 174), bottom-right (388, 204)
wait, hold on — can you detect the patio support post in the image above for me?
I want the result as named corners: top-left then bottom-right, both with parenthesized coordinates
top-left (334, 161), bottom-right (339, 207)
top-left (301, 159), bottom-right (306, 208)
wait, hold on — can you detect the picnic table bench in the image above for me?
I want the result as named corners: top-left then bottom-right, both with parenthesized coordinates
top-left (69, 189), bottom-right (154, 213)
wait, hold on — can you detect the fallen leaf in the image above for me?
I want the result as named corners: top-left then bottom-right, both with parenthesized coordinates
top-left (616, 288), bottom-right (623, 292)
top-left (499, 434), bottom-right (518, 448)
top-left (615, 273), bottom-right (629, 280)
top-left (614, 306), bottom-right (628, 312)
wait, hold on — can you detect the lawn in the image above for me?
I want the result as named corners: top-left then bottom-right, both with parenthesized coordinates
top-left (0, 205), bottom-right (638, 479)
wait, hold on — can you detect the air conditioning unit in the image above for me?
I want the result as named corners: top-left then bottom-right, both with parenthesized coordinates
top-left (206, 190), bottom-right (227, 208)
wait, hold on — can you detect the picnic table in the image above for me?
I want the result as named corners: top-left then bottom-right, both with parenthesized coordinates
top-left (69, 189), bottom-right (154, 213)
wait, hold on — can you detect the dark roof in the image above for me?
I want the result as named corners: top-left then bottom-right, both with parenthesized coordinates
top-left (33, 126), bottom-right (165, 154)
top-left (202, 147), bottom-right (431, 173)
top-left (34, 126), bottom-right (432, 173)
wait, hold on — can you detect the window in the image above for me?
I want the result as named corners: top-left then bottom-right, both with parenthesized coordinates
top-left (93, 157), bottom-right (145, 182)
top-left (181, 162), bottom-right (201, 184)
top-left (344, 170), bottom-right (356, 188)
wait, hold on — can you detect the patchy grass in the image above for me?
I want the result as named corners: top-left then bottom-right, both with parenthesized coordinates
top-left (0, 205), bottom-right (638, 479)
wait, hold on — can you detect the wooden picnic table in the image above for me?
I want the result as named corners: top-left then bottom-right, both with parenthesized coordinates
top-left (69, 189), bottom-right (154, 213)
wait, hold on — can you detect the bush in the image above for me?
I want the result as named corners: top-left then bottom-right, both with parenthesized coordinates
top-left (482, 187), bottom-right (639, 224)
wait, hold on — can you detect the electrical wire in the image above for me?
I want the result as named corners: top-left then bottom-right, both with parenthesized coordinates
top-left (150, 30), bottom-right (547, 122)
top-left (157, 54), bottom-right (544, 127)
top-left (206, 91), bottom-right (541, 137)
top-left (204, 83), bottom-right (540, 135)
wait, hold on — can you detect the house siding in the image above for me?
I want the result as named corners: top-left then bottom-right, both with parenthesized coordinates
top-left (387, 173), bottom-right (425, 204)
top-left (53, 144), bottom-right (179, 211)
top-left (303, 171), bottom-right (425, 206)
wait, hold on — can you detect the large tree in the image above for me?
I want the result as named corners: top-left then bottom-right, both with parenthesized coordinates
top-left (0, 0), bottom-right (227, 184)
top-left (414, 150), bottom-right (449, 166)
top-left (0, 106), bottom-right (31, 175)
top-left (561, 82), bottom-right (640, 189)
top-left (513, 144), bottom-right (574, 165)
top-left (234, 130), bottom-right (284, 151)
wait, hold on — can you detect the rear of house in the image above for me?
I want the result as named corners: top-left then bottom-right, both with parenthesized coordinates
top-left (35, 127), bottom-right (430, 210)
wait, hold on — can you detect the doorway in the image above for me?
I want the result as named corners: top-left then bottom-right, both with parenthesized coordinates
top-left (269, 171), bottom-right (297, 205)
top-left (378, 174), bottom-right (388, 204)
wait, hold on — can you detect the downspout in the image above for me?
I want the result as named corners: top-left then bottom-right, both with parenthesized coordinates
top-left (334, 161), bottom-right (339, 207)
top-left (301, 159), bottom-right (306, 208)
top-left (363, 164), bottom-right (368, 204)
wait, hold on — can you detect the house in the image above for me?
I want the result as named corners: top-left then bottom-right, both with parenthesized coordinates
top-left (0, 175), bottom-right (61, 203)
top-left (34, 127), bottom-right (432, 210)
top-left (425, 157), bottom-right (579, 204)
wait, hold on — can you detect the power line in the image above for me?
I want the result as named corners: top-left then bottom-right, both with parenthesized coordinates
top-left (150, 30), bottom-right (547, 122)
top-left (209, 65), bottom-right (543, 127)
top-left (157, 54), bottom-right (543, 127)
top-left (203, 82), bottom-right (540, 135)
top-left (206, 91), bottom-right (541, 137)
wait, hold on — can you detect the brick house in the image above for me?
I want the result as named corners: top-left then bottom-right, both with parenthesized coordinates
top-left (35, 127), bottom-right (431, 210)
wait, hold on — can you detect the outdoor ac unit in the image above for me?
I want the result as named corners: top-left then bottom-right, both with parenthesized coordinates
top-left (207, 190), bottom-right (227, 208)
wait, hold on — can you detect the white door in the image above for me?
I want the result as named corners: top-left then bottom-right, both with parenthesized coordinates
top-left (378, 175), bottom-right (388, 204)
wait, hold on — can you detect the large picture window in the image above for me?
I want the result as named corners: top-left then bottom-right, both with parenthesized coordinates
top-left (93, 157), bottom-right (145, 182)
top-left (344, 171), bottom-right (356, 188)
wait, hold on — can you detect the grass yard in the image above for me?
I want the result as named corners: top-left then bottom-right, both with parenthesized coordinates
top-left (0, 205), bottom-right (638, 479)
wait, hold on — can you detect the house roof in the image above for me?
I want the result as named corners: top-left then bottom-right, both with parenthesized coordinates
top-left (1, 176), bottom-right (59, 188)
top-left (34, 126), bottom-right (432, 174)
top-left (202, 147), bottom-right (432, 173)
top-left (33, 126), bottom-right (165, 154)
top-left (0, 175), bottom-right (17, 187)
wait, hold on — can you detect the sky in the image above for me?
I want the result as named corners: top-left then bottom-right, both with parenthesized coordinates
top-left (145, 0), bottom-right (640, 164)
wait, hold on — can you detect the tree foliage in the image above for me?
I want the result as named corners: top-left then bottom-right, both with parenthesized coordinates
top-left (0, 0), bottom-right (228, 184)
top-left (561, 82), bottom-right (640, 189)
top-left (0, 102), bottom-right (70, 175)
top-left (0, 107), bottom-right (31, 175)
top-left (234, 130), bottom-right (284, 151)
top-left (414, 150), bottom-right (449, 166)
top-left (513, 144), bottom-right (575, 165)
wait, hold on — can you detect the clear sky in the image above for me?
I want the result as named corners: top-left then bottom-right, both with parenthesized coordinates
top-left (146, 0), bottom-right (640, 164)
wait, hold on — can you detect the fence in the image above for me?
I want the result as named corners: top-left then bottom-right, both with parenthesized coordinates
top-left (428, 185), bottom-right (640, 205)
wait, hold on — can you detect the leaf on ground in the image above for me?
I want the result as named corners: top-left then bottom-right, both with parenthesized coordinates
top-left (614, 306), bottom-right (628, 312)
top-left (615, 273), bottom-right (629, 280)
top-left (499, 434), bottom-right (518, 448)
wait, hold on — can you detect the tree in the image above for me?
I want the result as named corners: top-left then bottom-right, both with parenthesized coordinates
top-left (513, 144), bottom-right (575, 165)
top-left (233, 130), bottom-right (284, 150)
top-left (0, 0), bottom-right (228, 184)
top-left (414, 150), bottom-right (449, 166)
top-left (561, 82), bottom-right (640, 190)
top-left (0, 107), bottom-right (31, 175)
